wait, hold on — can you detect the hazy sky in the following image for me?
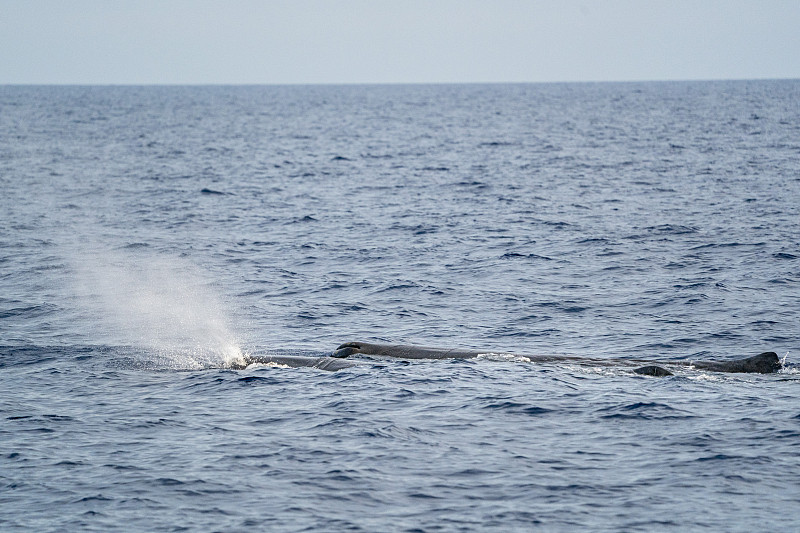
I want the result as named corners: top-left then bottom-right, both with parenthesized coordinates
top-left (2, 0), bottom-right (798, 85)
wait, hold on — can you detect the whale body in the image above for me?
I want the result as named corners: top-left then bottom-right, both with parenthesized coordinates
top-left (332, 341), bottom-right (782, 376)
top-left (229, 342), bottom-right (781, 375)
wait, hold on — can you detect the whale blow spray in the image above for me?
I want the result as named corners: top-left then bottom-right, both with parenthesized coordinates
top-left (72, 249), bottom-right (246, 369)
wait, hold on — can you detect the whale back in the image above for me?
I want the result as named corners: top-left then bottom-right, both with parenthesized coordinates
top-left (333, 342), bottom-right (483, 359)
top-left (334, 342), bottom-right (783, 375)
top-left (687, 352), bottom-right (781, 374)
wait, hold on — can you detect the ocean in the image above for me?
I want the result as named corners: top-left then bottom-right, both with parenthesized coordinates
top-left (1, 81), bottom-right (799, 531)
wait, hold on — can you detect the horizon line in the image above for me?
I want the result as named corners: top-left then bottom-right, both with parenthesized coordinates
top-left (2, 76), bottom-right (799, 88)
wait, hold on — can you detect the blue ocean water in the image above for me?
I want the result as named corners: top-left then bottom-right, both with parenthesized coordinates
top-left (2, 81), bottom-right (800, 531)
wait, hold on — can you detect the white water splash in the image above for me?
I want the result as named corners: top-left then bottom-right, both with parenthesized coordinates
top-left (475, 352), bottom-right (531, 363)
top-left (778, 352), bottom-right (798, 374)
top-left (245, 361), bottom-right (291, 369)
top-left (71, 249), bottom-right (246, 369)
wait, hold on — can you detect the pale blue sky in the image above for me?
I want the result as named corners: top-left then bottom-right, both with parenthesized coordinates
top-left (1, 0), bottom-right (798, 84)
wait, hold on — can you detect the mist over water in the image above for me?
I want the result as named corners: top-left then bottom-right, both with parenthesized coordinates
top-left (2, 82), bottom-right (800, 532)
top-left (69, 248), bottom-right (245, 369)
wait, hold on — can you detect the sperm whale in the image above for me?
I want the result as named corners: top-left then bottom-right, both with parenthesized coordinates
top-left (330, 342), bottom-right (782, 376)
top-left (229, 343), bottom-right (782, 374)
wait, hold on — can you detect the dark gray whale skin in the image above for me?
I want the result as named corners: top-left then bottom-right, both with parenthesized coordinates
top-left (228, 343), bottom-right (781, 375)
top-left (333, 342), bottom-right (782, 375)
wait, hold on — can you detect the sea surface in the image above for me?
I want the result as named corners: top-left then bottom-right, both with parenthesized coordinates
top-left (2, 81), bottom-right (800, 531)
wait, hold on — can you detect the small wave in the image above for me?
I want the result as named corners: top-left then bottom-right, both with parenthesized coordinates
top-left (690, 242), bottom-right (766, 250)
top-left (0, 303), bottom-right (60, 320)
top-left (285, 215), bottom-right (317, 224)
top-left (540, 220), bottom-right (571, 228)
top-left (154, 478), bottom-right (184, 486)
top-left (237, 374), bottom-right (286, 384)
top-left (696, 454), bottom-right (743, 462)
top-left (0, 345), bottom-right (66, 368)
top-left (644, 224), bottom-right (698, 235)
top-left (480, 401), bottom-right (552, 416)
top-left (478, 141), bottom-right (518, 147)
top-left (500, 252), bottom-right (553, 260)
top-left (74, 495), bottom-right (113, 503)
top-left (598, 401), bottom-right (691, 420)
